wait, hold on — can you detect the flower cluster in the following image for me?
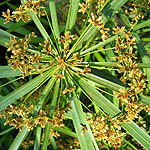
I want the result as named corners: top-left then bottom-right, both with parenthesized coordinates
top-left (125, 0), bottom-right (150, 22)
top-left (22, 140), bottom-right (34, 149)
top-left (113, 26), bottom-right (149, 123)
top-left (79, 0), bottom-right (109, 40)
top-left (59, 31), bottom-right (75, 52)
top-left (88, 114), bottom-right (125, 149)
top-left (20, 104), bottom-right (70, 149)
top-left (114, 27), bottom-right (146, 104)
top-left (2, 0), bottom-right (46, 23)
top-left (6, 32), bottom-right (42, 76)
top-left (79, 0), bottom-right (106, 14)
top-left (0, 104), bottom-right (46, 130)
top-left (0, 103), bottom-right (68, 131)
top-left (40, 40), bottom-right (52, 55)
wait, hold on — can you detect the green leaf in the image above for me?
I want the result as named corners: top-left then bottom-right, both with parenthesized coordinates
top-left (32, 76), bottom-right (56, 115)
top-left (0, 66), bottom-right (21, 78)
top-left (77, 62), bottom-right (150, 68)
top-left (0, 0), bottom-right (11, 6)
top-left (121, 122), bottom-right (150, 150)
top-left (102, 0), bottom-right (128, 23)
top-left (70, 94), bottom-right (96, 150)
top-left (49, 0), bottom-right (60, 41)
top-left (51, 136), bottom-right (58, 149)
top-left (0, 29), bottom-right (11, 47)
top-left (94, 52), bottom-right (105, 62)
top-left (53, 126), bottom-right (77, 138)
top-left (34, 126), bottom-right (41, 150)
top-left (138, 94), bottom-right (150, 105)
top-left (65, 0), bottom-right (80, 31)
top-left (70, 72), bottom-right (120, 117)
top-left (0, 17), bottom-right (30, 35)
top-left (49, 79), bottom-right (60, 118)
top-left (0, 71), bottom-right (50, 111)
top-left (8, 126), bottom-right (28, 150)
top-left (118, 9), bottom-right (130, 27)
top-left (41, 79), bottom-right (60, 150)
top-left (77, 62), bottom-right (117, 67)
top-left (0, 127), bottom-right (15, 136)
top-left (133, 20), bottom-right (150, 31)
top-left (28, 11), bottom-right (50, 40)
top-left (83, 73), bottom-right (124, 92)
top-left (41, 123), bottom-right (52, 150)
top-left (6, 21), bottom-right (29, 34)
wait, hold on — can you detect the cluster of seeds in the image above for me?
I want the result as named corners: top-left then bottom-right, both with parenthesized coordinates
top-left (125, 0), bottom-right (150, 22)
top-left (6, 32), bottom-right (42, 76)
top-left (2, 0), bottom-right (46, 23)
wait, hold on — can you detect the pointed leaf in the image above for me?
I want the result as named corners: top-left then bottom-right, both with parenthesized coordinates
top-left (71, 72), bottom-right (120, 117)
top-left (49, 0), bottom-right (60, 41)
top-left (8, 127), bottom-right (28, 150)
top-left (0, 70), bottom-right (50, 111)
top-left (34, 126), bottom-right (42, 150)
top-left (65, 0), bottom-right (80, 31)
top-left (70, 95), bottom-right (95, 150)
top-left (41, 123), bottom-right (52, 150)
top-left (83, 73), bottom-right (124, 92)
top-left (0, 66), bottom-right (21, 78)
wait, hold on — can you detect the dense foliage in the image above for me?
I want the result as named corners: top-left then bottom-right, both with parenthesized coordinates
top-left (0, 0), bottom-right (150, 149)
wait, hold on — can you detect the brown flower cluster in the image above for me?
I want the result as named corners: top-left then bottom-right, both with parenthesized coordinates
top-left (79, 0), bottom-right (109, 40)
top-left (62, 86), bottom-right (75, 96)
top-left (0, 104), bottom-right (48, 131)
top-left (79, 0), bottom-right (106, 14)
top-left (22, 140), bottom-right (34, 149)
top-left (59, 31), bottom-right (75, 52)
top-left (68, 52), bottom-right (83, 66)
top-left (113, 26), bottom-right (149, 124)
top-left (56, 32), bottom-right (83, 70)
top-left (76, 66), bottom-right (91, 75)
top-left (20, 105), bottom-right (71, 149)
top-left (6, 32), bottom-right (42, 76)
top-left (125, 0), bottom-right (150, 22)
top-left (0, 103), bottom-right (69, 131)
top-left (88, 14), bottom-right (109, 41)
top-left (2, 0), bottom-right (46, 24)
top-left (114, 27), bottom-right (146, 104)
top-left (40, 40), bottom-right (52, 55)
top-left (88, 115), bottom-right (125, 149)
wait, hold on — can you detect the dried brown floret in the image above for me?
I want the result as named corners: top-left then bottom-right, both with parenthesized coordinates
top-left (6, 33), bottom-right (42, 76)
top-left (2, 0), bottom-right (46, 23)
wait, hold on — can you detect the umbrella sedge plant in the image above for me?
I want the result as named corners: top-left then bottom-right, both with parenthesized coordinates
top-left (0, 0), bottom-right (150, 149)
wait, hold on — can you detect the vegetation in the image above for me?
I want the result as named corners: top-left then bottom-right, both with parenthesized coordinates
top-left (0, 0), bottom-right (150, 149)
